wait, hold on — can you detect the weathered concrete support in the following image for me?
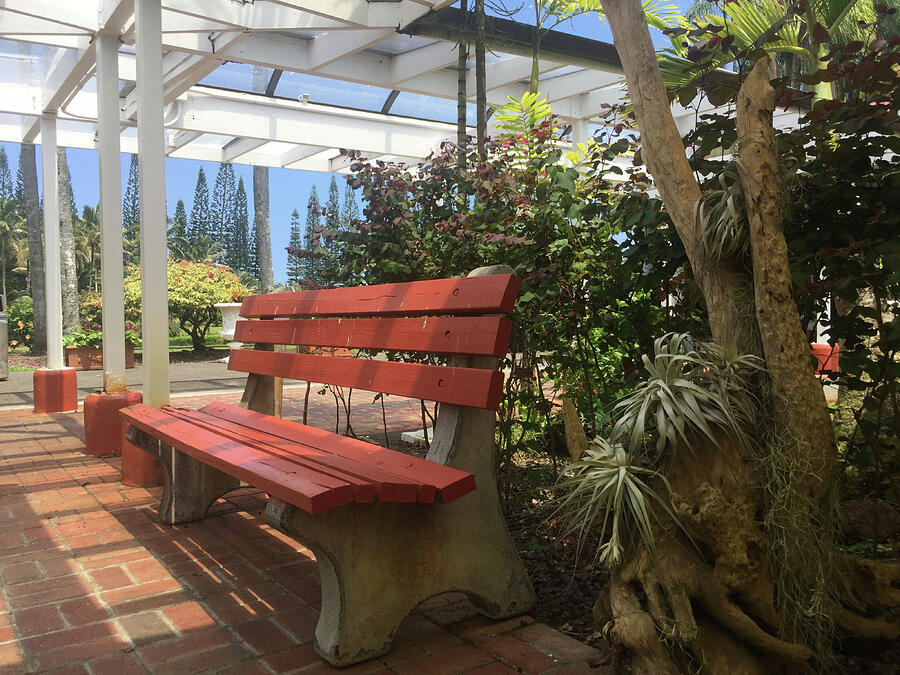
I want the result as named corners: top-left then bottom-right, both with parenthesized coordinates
top-left (266, 401), bottom-right (535, 666)
top-left (125, 426), bottom-right (241, 524)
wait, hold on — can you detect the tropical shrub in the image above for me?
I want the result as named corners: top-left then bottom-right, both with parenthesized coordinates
top-left (124, 260), bottom-right (248, 350)
top-left (7, 295), bottom-right (34, 351)
top-left (296, 95), bottom-right (705, 492)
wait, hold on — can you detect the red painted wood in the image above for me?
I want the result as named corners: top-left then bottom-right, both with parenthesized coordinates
top-left (228, 349), bottom-right (504, 410)
top-left (167, 408), bottom-right (420, 503)
top-left (240, 274), bottom-right (521, 319)
top-left (234, 316), bottom-right (513, 357)
top-left (199, 401), bottom-right (476, 503)
top-left (119, 404), bottom-right (354, 514)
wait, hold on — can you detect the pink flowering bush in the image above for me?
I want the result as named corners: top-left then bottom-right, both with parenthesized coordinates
top-left (124, 260), bottom-right (248, 350)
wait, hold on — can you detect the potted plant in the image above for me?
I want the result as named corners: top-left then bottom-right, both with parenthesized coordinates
top-left (63, 324), bottom-right (140, 370)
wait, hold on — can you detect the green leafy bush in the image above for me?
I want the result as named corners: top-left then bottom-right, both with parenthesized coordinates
top-left (7, 296), bottom-right (34, 351)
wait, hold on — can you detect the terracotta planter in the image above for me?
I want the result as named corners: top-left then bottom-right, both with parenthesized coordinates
top-left (66, 345), bottom-right (136, 371)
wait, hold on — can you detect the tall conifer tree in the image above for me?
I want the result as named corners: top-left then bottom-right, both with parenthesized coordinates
top-left (286, 208), bottom-right (303, 285)
top-left (341, 182), bottom-right (360, 228)
top-left (304, 186), bottom-right (323, 287)
top-left (188, 167), bottom-right (211, 240)
top-left (170, 198), bottom-right (188, 243)
top-left (122, 154), bottom-right (140, 263)
top-left (210, 162), bottom-right (236, 260)
top-left (14, 160), bottom-right (24, 204)
top-left (0, 148), bottom-right (12, 200)
top-left (230, 177), bottom-right (251, 274)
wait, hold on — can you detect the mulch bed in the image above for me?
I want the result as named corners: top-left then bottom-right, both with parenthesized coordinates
top-left (502, 453), bottom-right (608, 651)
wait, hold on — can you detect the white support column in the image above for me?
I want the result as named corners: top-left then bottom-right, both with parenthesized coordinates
top-left (572, 118), bottom-right (589, 152)
top-left (40, 114), bottom-right (64, 370)
top-left (96, 31), bottom-right (127, 395)
top-left (135, 0), bottom-right (170, 407)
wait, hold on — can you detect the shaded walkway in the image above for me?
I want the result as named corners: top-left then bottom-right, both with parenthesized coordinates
top-left (0, 393), bottom-right (603, 674)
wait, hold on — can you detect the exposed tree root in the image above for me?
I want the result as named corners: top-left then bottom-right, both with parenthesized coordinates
top-left (600, 433), bottom-right (899, 671)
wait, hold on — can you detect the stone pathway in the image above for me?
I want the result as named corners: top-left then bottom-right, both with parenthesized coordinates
top-left (0, 392), bottom-right (604, 674)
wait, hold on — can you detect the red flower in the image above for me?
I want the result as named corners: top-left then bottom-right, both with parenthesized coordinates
top-left (208, 272), bottom-right (215, 278)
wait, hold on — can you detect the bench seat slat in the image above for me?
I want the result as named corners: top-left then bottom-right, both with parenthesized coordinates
top-left (199, 402), bottom-right (475, 503)
top-left (233, 316), bottom-right (513, 357)
top-left (240, 274), bottom-right (522, 319)
top-left (228, 350), bottom-right (503, 410)
top-left (169, 408), bottom-right (422, 503)
top-left (120, 404), bottom-right (354, 514)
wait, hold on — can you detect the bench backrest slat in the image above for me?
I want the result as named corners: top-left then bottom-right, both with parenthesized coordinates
top-left (233, 316), bottom-right (513, 357)
top-left (239, 274), bottom-right (521, 318)
top-left (228, 349), bottom-right (504, 410)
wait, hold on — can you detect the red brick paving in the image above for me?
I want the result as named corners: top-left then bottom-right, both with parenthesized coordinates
top-left (0, 390), bottom-right (605, 673)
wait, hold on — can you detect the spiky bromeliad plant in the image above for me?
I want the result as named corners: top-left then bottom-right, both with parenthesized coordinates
top-left (555, 332), bottom-right (764, 569)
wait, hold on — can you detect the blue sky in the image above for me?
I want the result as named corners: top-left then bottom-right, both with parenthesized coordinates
top-left (1, 1), bottom-right (694, 285)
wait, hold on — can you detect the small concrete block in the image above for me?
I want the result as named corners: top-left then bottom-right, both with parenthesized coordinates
top-left (33, 368), bottom-right (78, 414)
top-left (400, 428), bottom-right (433, 446)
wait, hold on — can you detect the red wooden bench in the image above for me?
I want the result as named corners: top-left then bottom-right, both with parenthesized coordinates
top-left (119, 266), bottom-right (535, 666)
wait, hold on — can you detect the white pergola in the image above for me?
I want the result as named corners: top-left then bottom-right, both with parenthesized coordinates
top-left (0, 0), bottom-right (800, 407)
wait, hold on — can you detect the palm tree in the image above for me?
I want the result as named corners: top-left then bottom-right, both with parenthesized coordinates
top-left (0, 197), bottom-right (25, 301)
top-left (168, 230), bottom-right (225, 264)
top-left (658, 0), bottom-right (877, 101)
top-left (75, 205), bottom-right (101, 292)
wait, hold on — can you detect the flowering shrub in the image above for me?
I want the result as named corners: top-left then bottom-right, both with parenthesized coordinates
top-left (124, 260), bottom-right (248, 350)
top-left (7, 296), bottom-right (35, 351)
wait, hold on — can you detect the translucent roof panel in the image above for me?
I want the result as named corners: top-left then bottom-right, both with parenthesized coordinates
top-left (200, 61), bottom-right (274, 95)
top-left (390, 92), bottom-right (477, 126)
top-left (274, 71), bottom-right (393, 112)
top-left (0, 39), bottom-right (74, 88)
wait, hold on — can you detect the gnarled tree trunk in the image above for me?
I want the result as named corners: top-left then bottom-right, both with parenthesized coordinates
top-left (19, 143), bottom-right (46, 353)
top-left (57, 148), bottom-right (79, 334)
top-left (595, 1), bottom-right (898, 670)
top-left (253, 165), bottom-right (274, 293)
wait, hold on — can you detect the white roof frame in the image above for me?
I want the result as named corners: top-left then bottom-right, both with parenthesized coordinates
top-left (0, 0), bottom-right (800, 172)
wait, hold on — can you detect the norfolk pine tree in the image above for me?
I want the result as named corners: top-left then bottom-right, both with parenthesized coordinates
top-left (189, 167), bottom-right (211, 241)
top-left (0, 148), bottom-right (13, 200)
top-left (230, 176), bottom-right (251, 275)
top-left (122, 154), bottom-right (140, 263)
top-left (287, 208), bottom-right (303, 285)
top-left (304, 185), bottom-right (323, 287)
top-left (210, 162), bottom-right (236, 262)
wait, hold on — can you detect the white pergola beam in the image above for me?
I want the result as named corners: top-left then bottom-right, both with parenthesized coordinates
top-left (167, 129), bottom-right (202, 153)
top-left (0, 12), bottom-right (92, 35)
top-left (223, 137), bottom-right (268, 163)
top-left (171, 89), bottom-right (454, 158)
top-left (391, 40), bottom-right (459, 85)
top-left (1, 0), bottom-right (99, 32)
top-left (161, 0), bottom-right (348, 32)
top-left (265, 0), bottom-right (449, 29)
top-left (280, 144), bottom-right (327, 168)
top-left (307, 29), bottom-right (393, 70)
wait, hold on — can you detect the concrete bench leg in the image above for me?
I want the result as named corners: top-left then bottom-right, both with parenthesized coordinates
top-left (266, 494), bottom-right (535, 667)
top-left (126, 427), bottom-right (241, 525)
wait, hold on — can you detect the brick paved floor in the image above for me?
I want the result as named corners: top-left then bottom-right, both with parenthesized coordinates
top-left (0, 390), bottom-right (603, 674)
